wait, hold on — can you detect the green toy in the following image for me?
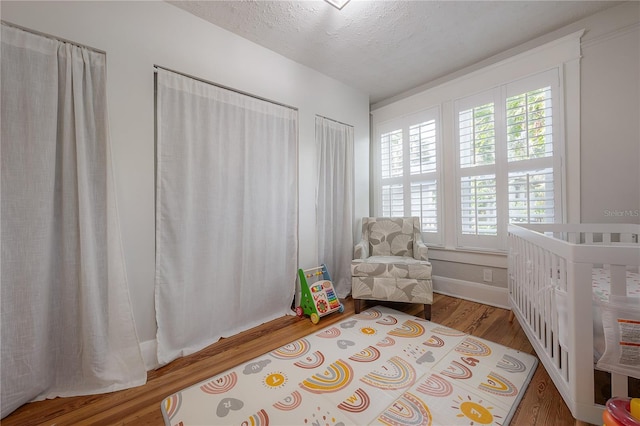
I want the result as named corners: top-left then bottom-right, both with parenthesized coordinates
top-left (295, 264), bottom-right (344, 324)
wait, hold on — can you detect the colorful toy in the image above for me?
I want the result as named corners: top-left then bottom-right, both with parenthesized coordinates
top-left (296, 264), bottom-right (344, 324)
top-left (603, 397), bottom-right (640, 426)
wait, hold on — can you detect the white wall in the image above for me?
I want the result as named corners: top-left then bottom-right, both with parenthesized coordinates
top-left (1, 1), bottom-right (370, 358)
top-left (579, 4), bottom-right (640, 224)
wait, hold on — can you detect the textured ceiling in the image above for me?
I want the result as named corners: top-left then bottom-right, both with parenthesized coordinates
top-left (169, 0), bottom-right (620, 105)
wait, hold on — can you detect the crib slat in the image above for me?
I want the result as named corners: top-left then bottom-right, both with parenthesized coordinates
top-left (561, 345), bottom-right (569, 382)
top-left (609, 264), bottom-right (627, 298)
top-left (611, 372), bottom-right (628, 398)
top-left (543, 250), bottom-right (552, 351)
top-left (585, 232), bottom-right (594, 244)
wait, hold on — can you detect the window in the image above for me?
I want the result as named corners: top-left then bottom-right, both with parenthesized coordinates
top-left (455, 69), bottom-right (561, 250)
top-left (372, 32), bottom-right (580, 254)
top-left (506, 87), bottom-right (555, 224)
top-left (457, 95), bottom-right (498, 244)
top-left (376, 108), bottom-right (442, 245)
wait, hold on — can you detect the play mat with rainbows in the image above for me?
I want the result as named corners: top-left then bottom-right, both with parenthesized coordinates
top-left (161, 306), bottom-right (538, 425)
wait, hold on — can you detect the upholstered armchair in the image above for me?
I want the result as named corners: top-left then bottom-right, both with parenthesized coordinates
top-left (351, 217), bottom-right (433, 320)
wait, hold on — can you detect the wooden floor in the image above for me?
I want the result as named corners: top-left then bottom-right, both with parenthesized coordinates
top-left (3, 294), bottom-right (584, 425)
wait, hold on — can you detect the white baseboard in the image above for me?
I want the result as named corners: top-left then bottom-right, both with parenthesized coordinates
top-left (433, 275), bottom-right (510, 309)
top-left (140, 339), bottom-right (160, 371)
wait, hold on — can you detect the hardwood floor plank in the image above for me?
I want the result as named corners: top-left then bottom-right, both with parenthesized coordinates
top-left (2, 294), bottom-right (585, 426)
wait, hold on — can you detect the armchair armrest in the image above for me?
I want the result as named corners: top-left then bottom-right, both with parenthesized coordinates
top-left (413, 235), bottom-right (429, 261)
top-left (354, 240), bottom-right (369, 259)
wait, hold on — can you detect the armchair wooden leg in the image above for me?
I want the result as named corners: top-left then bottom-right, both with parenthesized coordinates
top-left (423, 304), bottom-right (431, 321)
top-left (354, 299), bottom-right (362, 314)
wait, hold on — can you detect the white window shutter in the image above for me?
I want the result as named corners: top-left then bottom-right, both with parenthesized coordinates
top-left (381, 184), bottom-right (404, 217)
top-left (508, 168), bottom-right (555, 224)
top-left (460, 175), bottom-right (497, 236)
top-left (411, 180), bottom-right (438, 233)
top-left (376, 109), bottom-right (442, 245)
top-left (506, 87), bottom-right (553, 162)
top-left (459, 103), bottom-right (496, 168)
top-left (381, 129), bottom-right (403, 179)
top-left (409, 120), bottom-right (437, 174)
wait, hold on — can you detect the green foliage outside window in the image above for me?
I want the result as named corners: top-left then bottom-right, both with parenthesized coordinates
top-left (506, 87), bottom-right (552, 162)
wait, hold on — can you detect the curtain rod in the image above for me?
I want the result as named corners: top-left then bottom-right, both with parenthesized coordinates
top-left (316, 114), bottom-right (353, 128)
top-left (1, 20), bottom-right (106, 54)
top-left (154, 65), bottom-right (298, 112)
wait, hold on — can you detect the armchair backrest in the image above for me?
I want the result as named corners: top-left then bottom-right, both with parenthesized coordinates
top-left (362, 217), bottom-right (420, 257)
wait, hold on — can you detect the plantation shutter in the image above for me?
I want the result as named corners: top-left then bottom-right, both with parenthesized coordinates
top-left (380, 128), bottom-right (404, 217)
top-left (376, 108), bottom-right (442, 245)
top-left (458, 100), bottom-right (497, 236)
top-left (460, 175), bottom-right (497, 236)
top-left (505, 78), bottom-right (557, 225)
top-left (381, 184), bottom-right (404, 217)
top-left (508, 169), bottom-right (554, 223)
top-left (411, 180), bottom-right (438, 233)
top-left (381, 129), bottom-right (403, 179)
top-left (455, 69), bottom-right (560, 251)
top-left (455, 90), bottom-right (500, 249)
top-left (409, 120), bottom-right (439, 233)
top-left (409, 120), bottom-right (436, 174)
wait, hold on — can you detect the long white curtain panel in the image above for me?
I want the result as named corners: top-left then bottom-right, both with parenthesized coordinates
top-left (315, 116), bottom-right (354, 298)
top-left (0, 24), bottom-right (146, 418)
top-left (155, 69), bottom-right (298, 365)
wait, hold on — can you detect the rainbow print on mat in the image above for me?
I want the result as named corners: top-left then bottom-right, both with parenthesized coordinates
top-left (160, 306), bottom-right (538, 426)
top-left (300, 359), bottom-right (354, 393)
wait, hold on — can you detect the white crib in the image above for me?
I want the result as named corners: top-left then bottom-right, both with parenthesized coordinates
top-left (508, 223), bottom-right (640, 425)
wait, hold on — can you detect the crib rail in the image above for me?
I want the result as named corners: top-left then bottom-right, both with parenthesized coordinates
top-left (508, 223), bottom-right (640, 425)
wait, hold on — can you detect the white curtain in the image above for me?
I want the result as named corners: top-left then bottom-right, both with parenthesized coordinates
top-left (315, 116), bottom-right (354, 298)
top-left (155, 69), bottom-right (298, 365)
top-left (0, 24), bottom-right (146, 418)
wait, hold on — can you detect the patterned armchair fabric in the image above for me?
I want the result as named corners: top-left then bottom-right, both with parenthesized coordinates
top-left (351, 217), bottom-right (433, 318)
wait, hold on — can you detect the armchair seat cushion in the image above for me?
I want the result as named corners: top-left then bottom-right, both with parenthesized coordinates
top-left (351, 256), bottom-right (432, 279)
top-left (352, 277), bottom-right (433, 304)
